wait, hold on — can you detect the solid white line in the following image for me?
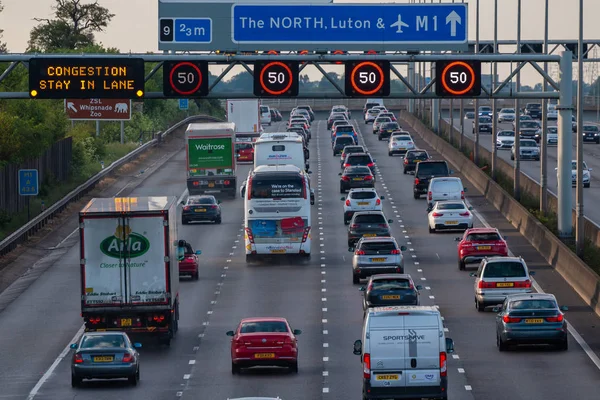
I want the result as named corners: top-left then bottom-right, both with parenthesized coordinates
top-left (468, 200), bottom-right (600, 371)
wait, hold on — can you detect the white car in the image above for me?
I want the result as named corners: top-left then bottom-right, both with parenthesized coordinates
top-left (556, 160), bottom-right (592, 188)
top-left (496, 130), bottom-right (516, 149)
top-left (341, 188), bottom-right (384, 224)
top-left (427, 200), bottom-right (474, 233)
top-left (511, 139), bottom-right (540, 161)
top-left (547, 126), bottom-right (558, 145)
top-left (547, 104), bottom-right (558, 120)
top-left (497, 108), bottom-right (516, 123)
top-left (364, 108), bottom-right (379, 123)
top-left (388, 134), bottom-right (415, 156)
top-left (372, 106), bottom-right (387, 114)
top-left (259, 105), bottom-right (271, 126)
top-left (377, 112), bottom-right (397, 122)
top-left (331, 105), bottom-right (351, 119)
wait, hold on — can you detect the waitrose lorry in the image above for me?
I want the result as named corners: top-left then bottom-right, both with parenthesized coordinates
top-left (79, 196), bottom-right (180, 345)
top-left (227, 99), bottom-right (262, 142)
top-left (186, 122), bottom-right (237, 198)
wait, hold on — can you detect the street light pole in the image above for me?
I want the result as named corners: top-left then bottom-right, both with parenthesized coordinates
top-left (576, 0), bottom-right (585, 256)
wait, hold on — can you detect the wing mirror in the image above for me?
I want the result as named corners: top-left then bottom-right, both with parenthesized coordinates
top-left (226, 331), bottom-right (235, 337)
top-left (293, 329), bottom-right (302, 335)
top-left (339, 172), bottom-right (342, 176)
top-left (464, 187), bottom-right (468, 192)
top-left (529, 271), bottom-right (536, 276)
top-left (450, 169), bottom-right (454, 174)
top-left (353, 339), bottom-right (362, 355)
top-left (217, 200), bottom-right (221, 204)
top-left (180, 201), bottom-right (185, 206)
top-left (560, 305), bottom-right (569, 311)
top-left (468, 206), bottom-right (474, 211)
top-left (400, 245), bottom-right (407, 251)
top-left (70, 343), bottom-right (78, 349)
top-left (388, 219), bottom-right (393, 223)
top-left (341, 197), bottom-right (346, 201)
top-left (454, 237), bottom-right (462, 241)
top-left (348, 247), bottom-right (355, 252)
top-left (308, 170), bottom-right (313, 174)
top-left (445, 338), bottom-right (455, 353)
top-left (380, 196), bottom-right (385, 200)
top-left (416, 285), bottom-right (423, 290)
top-left (492, 306), bottom-right (502, 313)
top-left (133, 342), bottom-right (142, 348)
top-left (359, 286), bottom-right (366, 292)
top-left (195, 250), bottom-right (202, 255)
top-left (469, 272), bottom-right (477, 277)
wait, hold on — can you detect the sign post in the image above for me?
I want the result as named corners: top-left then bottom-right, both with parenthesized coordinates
top-left (18, 169), bottom-right (39, 222)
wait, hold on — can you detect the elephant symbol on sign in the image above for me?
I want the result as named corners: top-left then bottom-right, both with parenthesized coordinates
top-left (115, 103), bottom-right (129, 113)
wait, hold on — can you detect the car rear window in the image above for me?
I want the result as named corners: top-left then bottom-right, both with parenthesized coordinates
top-left (354, 214), bottom-right (386, 224)
top-left (260, 106), bottom-right (269, 113)
top-left (376, 117), bottom-right (391, 123)
top-left (188, 197), bottom-right (215, 205)
top-left (416, 162), bottom-right (449, 176)
top-left (432, 180), bottom-right (461, 192)
top-left (348, 155), bottom-right (372, 164)
top-left (436, 202), bottom-right (465, 210)
top-left (360, 241), bottom-right (397, 251)
top-left (371, 279), bottom-right (411, 289)
top-left (235, 143), bottom-right (252, 151)
top-left (345, 166), bottom-right (371, 174)
top-left (499, 131), bottom-right (515, 137)
top-left (240, 321), bottom-right (288, 333)
top-left (81, 335), bottom-right (125, 348)
top-left (527, 104), bottom-right (542, 109)
top-left (383, 122), bottom-right (399, 129)
top-left (343, 146), bottom-right (364, 154)
top-left (368, 109), bottom-right (379, 114)
top-left (510, 299), bottom-right (557, 309)
top-left (466, 232), bottom-right (501, 241)
top-left (547, 127), bottom-right (558, 133)
top-left (406, 151), bottom-right (428, 160)
top-left (479, 117), bottom-right (491, 123)
top-left (336, 126), bottom-right (354, 132)
top-left (336, 137), bottom-right (355, 145)
top-left (392, 135), bottom-right (411, 141)
top-left (483, 262), bottom-right (526, 278)
top-left (350, 191), bottom-right (376, 200)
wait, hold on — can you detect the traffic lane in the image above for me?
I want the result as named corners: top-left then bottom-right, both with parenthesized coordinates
top-left (180, 126), bottom-right (323, 400)
top-left (22, 150), bottom-right (251, 400)
top-left (316, 117), bottom-right (474, 400)
top-left (395, 118), bottom-right (600, 399)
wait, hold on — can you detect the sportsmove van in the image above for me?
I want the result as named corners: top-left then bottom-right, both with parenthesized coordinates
top-left (353, 306), bottom-right (454, 400)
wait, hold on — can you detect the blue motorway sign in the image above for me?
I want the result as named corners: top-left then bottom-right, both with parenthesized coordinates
top-left (179, 98), bottom-right (189, 110)
top-left (232, 4), bottom-right (467, 45)
top-left (160, 18), bottom-right (212, 43)
top-left (18, 169), bottom-right (39, 196)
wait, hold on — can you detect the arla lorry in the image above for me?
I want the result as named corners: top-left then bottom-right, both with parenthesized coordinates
top-left (186, 122), bottom-right (237, 198)
top-left (79, 196), bottom-right (180, 345)
top-left (227, 99), bottom-right (262, 142)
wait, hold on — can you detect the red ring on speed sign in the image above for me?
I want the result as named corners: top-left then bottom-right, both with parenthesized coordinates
top-left (259, 61), bottom-right (293, 96)
top-left (441, 61), bottom-right (475, 95)
top-left (351, 61), bottom-right (384, 96)
top-left (169, 62), bottom-right (202, 96)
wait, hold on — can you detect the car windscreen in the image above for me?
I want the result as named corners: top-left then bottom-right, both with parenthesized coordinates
top-left (188, 197), bottom-right (215, 205)
top-left (466, 232), bottom-right (501, 241)
top-left (547, 127), bottom-right (558, 133)
top-left (354, 214), bottom-right (386, 224)
top-left (584, 125), bottom-right (599, 132)
top-left (392, 135), bottom-right (411, 142)
top-left (571, 161), bottom-right (588, 170)
top-left (520, 141), bottom-right (537, 147)
top-left (520, 121), bottom-right (539, 129)
top-left (510, 299), bottom-right (557, 310)
top-left (375, 118), bottom-right (391, 123)
top-left (350, 191), bottom-right (376, 200)
top-left (527, 104), bottom-right (542, 109)
top-left (498, 131), bottom-right (515, 137)
top-left (348, 155), bottom-right (372, 164)
top-left (416, 162), bottom-right (448, 176)
top-left (240, 321), bottom-right (288, 333)
top-left (479, 117), bottom-right (491, 123)
top-left (370, 278), bottom-right (412, 290)
top-left (345, 166), bottom-right (371, 174)
top-left (343, 146), bottom-right (364, 153)
top-left (359, 241), bottom-right (396, 251)
top-left (432, 180), bottom-right (461, 192)
top-left (501, 109), bottom-right (515, 113)
top-left (406, 151), bottom-right (428, 160)
top-left (436, 202), bottom-right (465, 210)
top-left (250, 175), bottom-right (304, 199)
top-left (482, 262), bottom-right (527, 278)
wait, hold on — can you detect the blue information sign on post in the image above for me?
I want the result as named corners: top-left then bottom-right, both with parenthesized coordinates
top-left (179, 99), bottom-right (189, 110)
top-left (232, 4), bottom-right (467, 48)
top-left (18, 169), bottom-right (39, 196)
top-left (160, 18), bottom-right (212, 44)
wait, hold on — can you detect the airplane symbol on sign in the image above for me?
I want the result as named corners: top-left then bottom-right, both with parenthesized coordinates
top-left (390, 14), bottom-right (410, 33)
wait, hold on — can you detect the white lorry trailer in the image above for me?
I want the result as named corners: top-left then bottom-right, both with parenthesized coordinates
top-left (227, 99), bottom-right (262, 141)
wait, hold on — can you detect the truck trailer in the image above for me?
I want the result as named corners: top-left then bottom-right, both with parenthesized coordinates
top-left (227, 99), bottom-right (262, 142)
top-left (186, 122), bottom-right (237, 198)
top-left (79, 196), bottom-right (180, 345)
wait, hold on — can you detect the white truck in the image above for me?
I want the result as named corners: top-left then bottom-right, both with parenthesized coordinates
top-left (227, 99), bottom-right (263, 141)
top-left (79, 196), bottom-right (180, 345)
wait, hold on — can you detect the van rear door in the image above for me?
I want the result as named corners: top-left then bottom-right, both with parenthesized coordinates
top-left (368, 323), bottom-right (408, 391)
top-left (403, 315), bottom-right (442, 389)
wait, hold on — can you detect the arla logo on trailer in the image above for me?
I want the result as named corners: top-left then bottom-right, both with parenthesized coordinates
top-left (100, 225), bottom-right (150, 258)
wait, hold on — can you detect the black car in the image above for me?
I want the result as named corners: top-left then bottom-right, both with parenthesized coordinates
top-left (518, 121), bottom-right (541, 141)
top-left (333, 136), bottom-right (357, 156)
top-left (340, 145), bottom-right (366, 167)
top-left (474, 116), bottom-right (492, 133)
top-left (347, 211), bottom-right (393, 247)
top-left (413, 160), bottom-right (452, 199)
top-left (523, 103), bottom-right (542, 119)
top-left (181, 195), bottom-right (222, 224)
top-left (342, 152), bottom-right (376, 174)
top-left (359, 274), bottom-right (422, 314)
top-left (378, 122), bottom-right (400, 141)
top-left (403, 149), bottom-right (430, 174)
top-left (582, 125), bottom-right (600, 143)
top-left (340, 166), bottom-right (375, 193)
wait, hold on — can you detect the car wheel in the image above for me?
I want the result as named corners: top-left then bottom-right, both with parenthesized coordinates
top-left (428, 225), bottom-right (435, 234)
top-left (558, 338), bottom-right (569, 351)
top-left (193, 271), bottom-right (199, 281)
top-left (585, 183), bottom-right (590, 188)
top-left (510, 154), bottom-right (515, 160)
top-left (459, 259), bottom-right (466, 270)
top-left (231, 362), bottom-right (240, 374)
top-left (497, 334), bottom-right (508, 352)
top-left (128, 368), bottom-right (139, 385)
top-left (181, 218), bottom-right (188, 225)
top-left (378, 136), bottom-right (382, 141)
top-left (344, 218), bottom-right (349, 225)
top-left (215, 217), bottom-right (222, 224)
top-left (71, 374), bottom-right (81, 388)
top-left (403, 168), bottom-right (407, 174)
top-left (476, 298), bottom-right (485, 312)
top-left (353, 274), bottom-right (360, 284)
top-left (413, 192), bottom-right (420, 199)
top-left (535, 157), bottom-right (540, 161)
top-left (388, 151), bottom-right (393, 156)
top-left (340, 185), bottom-right (345, 194)
top-left (290, 362), bottom-right (299, 373)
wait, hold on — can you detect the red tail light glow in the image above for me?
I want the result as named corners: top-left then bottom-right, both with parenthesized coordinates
top-left (545, 314), bottom-right (564, 323)
top-left (245, 228), bottom-right (255, 244)
top-left (432, 212), bottom-right (444, 217)
top-left (461, 191), bottom-right (465, 199)
top-left (345, 199), bottom-right (351, 206)
top-left (224, 180), bottom-right (230, 185)
top-left (364, 175), bottom-right (373, 181)
top-left (390, 249), bottom-right (401, 255)
top-left (363, 353), bottom-right (371, 379)
top-left (122, 352), bottom-right (134, 363)
top-left (404, 158), bottom-right (409, 164)
top-left (74, 353), bottom-right (83, 364)
top-left (183, 206), bottom-right (190, 211)
top-left (478, 281), bottom-right (496, 288)
top-left (341, 176), bottom-right (350, 181)
top-left (514, 280), bottom-right (532, 288)
top-left (459, 211), bottom-right (470, 216)
top-left (355, 250), bottom-right (366, 255)
top-left (440, 352), bottom-right (447, 377)
top-left (350, 224), bottom-right (358, 229)
top-left (503, 315), bottom-right (522, 323)
top-left (367, 282), bottom-right (373, 291)
top-left (246, 176), bottom-right (253, 200)
top-left (301, 176), bottom-right (307, 199)
top-left (415, 178), bottom-right (420, 185)
top-left (367, 162), bottom-right (375, 167)
top-left (152, 314), bottom-right (166, 322)
top-left (301, 227), bottom-right (311, 243)
top-left (344, 163), bottom-right (351, 168)
top-left (428, 191), bottom-right (433, 200)
top-left (376, 199), bottom-right (381, 205)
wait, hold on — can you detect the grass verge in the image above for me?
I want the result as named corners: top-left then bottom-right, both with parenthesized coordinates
top-left (0, 142), bottom-right (137, 241)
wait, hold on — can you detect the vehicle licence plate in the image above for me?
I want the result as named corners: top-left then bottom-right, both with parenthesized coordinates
top-left (270, 249), bottom-right (286, 254)
top-left (254, 353), bottom-right (275, 359)
top-left (525, 318), bottom-right (544, 324)
top-left (477, 246), bottom-right (491, 250)
top-left (93, 356), bottom-right (114, 362)
top-left (496, 282), bottom-right (514, 287)
top-left (120, 318), bottom-right (132, 327)
top-left (376, 374), bottom-right (399, 380)
top-left (371, 258), bottom-right (386, 262)
top-left (195, 209), bottom-right (206, 212)
top-left (208, 183), bottom-right (215, 188)
top-left (357, 202), bottom-right (369, 205)
top-left (363, 233), bottom-right (376, 237)
top-left (381, 295), bottom-right (401, 300)
top-left (353, 178), bottom-right (363, 181)
top-left (445, 221), bottom-right (458, 225)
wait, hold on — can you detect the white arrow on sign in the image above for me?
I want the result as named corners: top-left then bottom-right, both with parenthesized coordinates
top-left (67, 102), bottom-right (78, 113)
top-left (446, 11), bottom-right (462, 37)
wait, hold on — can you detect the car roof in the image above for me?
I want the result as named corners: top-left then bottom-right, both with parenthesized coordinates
top-left (82, 332), bottom-right (127, 337)
top-left (189, 195), bottom-right (215, 199)
top-left (484, 256), bottom-right (525, 264)
top-left (347, 152), bottom-right (370, 157)
top-left (353, 211), bottom-right (385, 216)
top-left (506, 293), bottom-right (556, 302)
top-left (465, 227), bottom-right (500, 234)
top-left (359, 236), bottom-right (396, 242)
top-left (240, 317), bottom-right (288, 323)
top-left (369, 273), bottom-right (413, 281)
top-left (348, 188), bottom-right (377, 193)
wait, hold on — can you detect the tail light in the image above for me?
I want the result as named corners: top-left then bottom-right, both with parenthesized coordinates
top-left (246, 176), bottom-right (253, 200)
top-left (440, 352), bottom-right (447, 377)
top-left (301, 227), bottom-right (311, 243)
top-left (432, 212), bottom-right (444, 217)
top-left (459, 211), bottom-right (470, 216)
top-left (74, 353), bottom-right (84, 364)
top-left (514, 280), bottom-right (532, 288)
top-left (461, 191), bottom-right (465, 199)
top-left (378, 224), bottom-right (388, 228)
top-left (545, 314), bottom-right (564, 323)
top-left (245, 228), bottom-right (255, 244)
top-left (366, 282), bottom-right (373, 291)
top-left (152, 314), bottom-right (166, 322)
top-left (415, 178), bottom-right (420, 185)
top-left (404, 158), bottom-right (409, 164)
top-left (375, 199), bottom-right (381, 206)
top-left (364, 175), bottom-right (373, 181)
top-left (210, 205), bottom-right (218, 209)
top-left (183, 206), bottom-right (190, 211)
top-left (88, 317), bottom-right (102, 324)
top-left (344, 163), bottom-right (351, 168)
top-left (122, 352), bottom-right (134, 363)
top-left (363, 353), bottom-right (371, 379)
top-left (345, 199), bottom-right (351, 206)
top-left (367, 162), bottom-right (375, 167)
top-left (350, 224), bottom-right (358, 229)
top-left (408, 142), bottom-right (413, 145)
top-left (478, 281), bottom-right (496, 288)
top-left (341, 176), bottom-right (350, 181)
top-left (390, 249), bottom-right (401, 255)
top-left (355, 250), bottom-right (366, 255)
top-left (224, 180), bottom-right (230, 185)
top-left (503, 315), bottom-right (522, 323)
top-left (428, 191), bottom-right (432, 201)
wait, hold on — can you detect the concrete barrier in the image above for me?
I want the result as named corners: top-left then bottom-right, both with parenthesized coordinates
top-left (402, 110), bottom-right (600, 317)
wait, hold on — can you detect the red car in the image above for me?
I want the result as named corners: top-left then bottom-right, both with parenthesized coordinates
top-left (177, 240), bottom-right (201, 280)
top-left (226, 317), bottom-right (302, 374)
top-left (455, 227), bottom-right (508, 270)
top-left (235, 142), bottom-right (254, 162)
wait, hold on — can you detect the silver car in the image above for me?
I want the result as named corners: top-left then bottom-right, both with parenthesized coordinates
top-left (511, 139), bottom-right (540, 161)
top-left (349, 236), bottom-right (407, 283)
top-left (470, 256), bottom-right (535, 311)
top-left (496, 130), bottom-right (516, 149)
top-left (388, 134), bottom-right (415, 156)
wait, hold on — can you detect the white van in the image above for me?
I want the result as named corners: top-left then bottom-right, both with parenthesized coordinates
top-left (353, 306), bottom-right (454, 400)
top-left (260, 104), bottom-right (272, 126)
top-left (426, 177), bottom-right (466, 208)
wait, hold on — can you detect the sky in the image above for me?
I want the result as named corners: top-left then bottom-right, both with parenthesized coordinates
top-left (1, 0), bottom-right (599, 86)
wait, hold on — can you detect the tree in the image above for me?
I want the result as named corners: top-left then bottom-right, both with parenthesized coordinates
top-left (0, 1), bottom-right (7, 53)
top-left (28, 0), bottom-right (114, 52)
